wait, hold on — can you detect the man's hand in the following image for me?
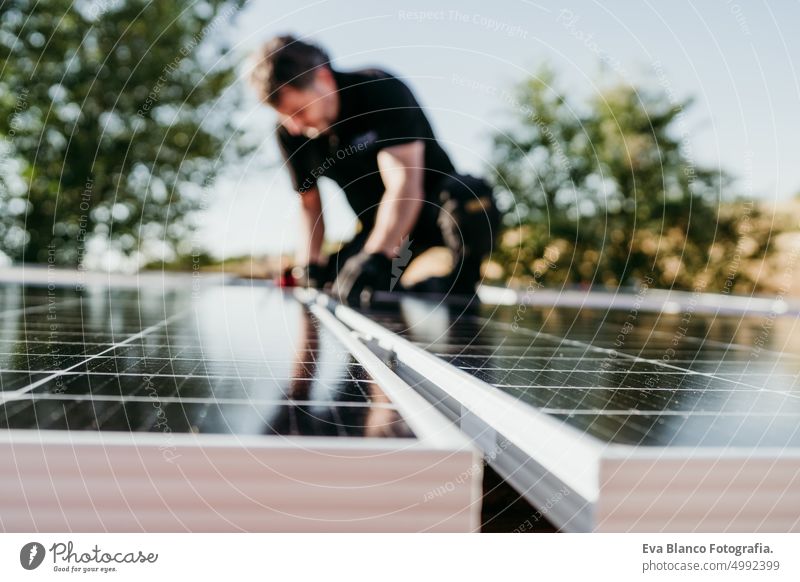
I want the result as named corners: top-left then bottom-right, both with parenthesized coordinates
top-left (330, 252), bottom-right (392, 305)
top-left (277, 263), bottom-right (326, 288)
top-left (293, 263), bottom-right (327, 288)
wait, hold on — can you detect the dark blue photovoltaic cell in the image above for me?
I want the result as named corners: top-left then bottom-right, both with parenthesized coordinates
top-left (357, 297), bottom-right (800, 447)
top-left (0, 285), bottom-right (413, 438)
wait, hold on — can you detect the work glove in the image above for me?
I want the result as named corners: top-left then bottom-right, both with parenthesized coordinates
top-left (330, 251), bottom-right (393, 305)
top-left (277, 263), bottom-right (326, 288)
top-left (294, 263), bottom-right (327, 288)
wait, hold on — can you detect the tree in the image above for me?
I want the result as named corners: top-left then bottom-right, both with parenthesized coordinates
top-left (489, 67), bottom-right (768, 291)
top-left (0, 0), bottom-right (246, 266)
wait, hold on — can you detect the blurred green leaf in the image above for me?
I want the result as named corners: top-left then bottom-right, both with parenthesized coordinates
top-left (489, 66), bottom-right (776, 292)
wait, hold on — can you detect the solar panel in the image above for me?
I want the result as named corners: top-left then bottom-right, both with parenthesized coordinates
top-left (0, 279), bottom-right (479, 532)
top-left (369, 303), bottom-right (800, 448)
top-left (327, 291), bottom-right (800, 532)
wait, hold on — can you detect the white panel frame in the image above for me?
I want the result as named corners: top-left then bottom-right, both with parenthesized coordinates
top-left (328, 295), bottom-right (800, 533)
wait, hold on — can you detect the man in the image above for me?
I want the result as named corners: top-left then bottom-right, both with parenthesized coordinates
top-left (248, 35), bottom-right (499, 304)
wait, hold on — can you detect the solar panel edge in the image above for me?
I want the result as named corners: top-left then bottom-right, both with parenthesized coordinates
top-left (0, 425), bottom-right (421, 450)
top-left (330, 294), bottom-right (800, 532)
top-left (301, 291), bottom-right (477, 452)
top-left (0, 436), bottom-right (478, 532)
top-left (324, 298), bottom-right (800, 531)
top-left (595, 455), bottom-right (800, 532)
top-left (367, 352), bottom-right (595, 532)
top-left (327, 299), bottom-right (605, 498)
top-left (477, 284), bottom-right (799, 317)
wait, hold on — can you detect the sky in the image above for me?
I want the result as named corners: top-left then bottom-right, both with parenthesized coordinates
top-left (201, 0), bottom-right (800, 259)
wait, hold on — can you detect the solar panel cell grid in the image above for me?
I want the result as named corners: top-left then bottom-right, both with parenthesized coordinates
top-left (0, 285), bottom-right (413, 439)
top-left (359, 300), bottom-right (800, 448)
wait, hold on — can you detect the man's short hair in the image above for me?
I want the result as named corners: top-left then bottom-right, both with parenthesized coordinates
top-left (248, 35), bottom-right (331, 106)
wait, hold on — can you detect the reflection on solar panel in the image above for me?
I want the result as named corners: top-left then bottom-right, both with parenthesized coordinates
top-left (0, 280), bottom-right (479, 532)
top-left (328, 291), bottom-right (800, 532)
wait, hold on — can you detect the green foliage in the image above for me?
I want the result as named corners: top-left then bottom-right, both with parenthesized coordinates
top-left (0, 0), bottom-right (245, 265)
top-left (489, 67), bottom-right (770, 291)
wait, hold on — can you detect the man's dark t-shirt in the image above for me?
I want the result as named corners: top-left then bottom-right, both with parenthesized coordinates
top-left (276, 68), bottom-right (455, 231)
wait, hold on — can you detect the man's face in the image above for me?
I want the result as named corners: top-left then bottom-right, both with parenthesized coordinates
top-left (273, 68), bottom-right (339, 139)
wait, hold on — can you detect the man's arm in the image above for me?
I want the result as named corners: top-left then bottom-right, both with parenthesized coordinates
top-left (296, 185), bottom-right (325, 266)
top-left (363, 141), bottom-right (425, 257)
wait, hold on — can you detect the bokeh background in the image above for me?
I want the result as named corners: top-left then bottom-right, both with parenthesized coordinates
top-left (2, 0), bottom-right (799, 294)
